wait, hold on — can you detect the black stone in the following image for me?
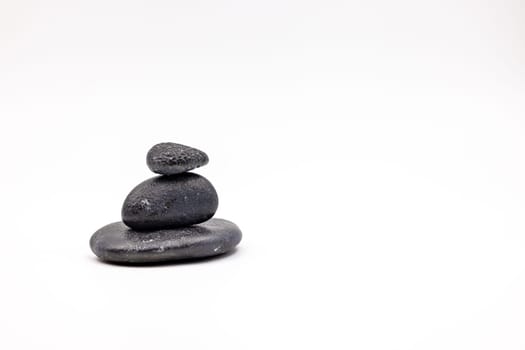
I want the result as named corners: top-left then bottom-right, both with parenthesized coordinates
top-left (147, 142), bottom-right (209, 175)
top-left (122, 173), bottom-right (218, 230)
top-left (90, 219), bottom-right (242, 264)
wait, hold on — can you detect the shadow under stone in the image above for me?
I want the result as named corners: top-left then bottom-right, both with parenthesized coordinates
top-left (89, 248), bottom-right (241, 268)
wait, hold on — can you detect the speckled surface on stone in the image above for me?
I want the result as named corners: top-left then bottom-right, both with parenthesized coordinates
top-left (90, 219), bottom-right (242, 264)
top-left (147, 142), bottom-right (209, 175)
top-left (122, 173), bottom-right (219, 230)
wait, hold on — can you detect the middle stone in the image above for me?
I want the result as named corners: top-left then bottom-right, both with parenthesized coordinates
top-left (122, 173), bottom-right (219, 230)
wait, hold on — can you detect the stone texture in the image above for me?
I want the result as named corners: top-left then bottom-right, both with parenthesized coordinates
top-left (122, 173), bottom-right (218, 230)
top-left (147, 142), bottom-right (209, 175)
top-left (90, 219), bottom-right (242, 264)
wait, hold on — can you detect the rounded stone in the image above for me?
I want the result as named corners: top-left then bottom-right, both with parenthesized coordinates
top-left (147, 142), bottom-right (209, 175)
top-left (122, 173), bottom-right (218, 230)
top-left (90, 218), bottom-right (242, 264)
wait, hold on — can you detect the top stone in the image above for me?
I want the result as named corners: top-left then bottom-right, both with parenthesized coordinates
top-left (146, 142), bottom-right (209, 175)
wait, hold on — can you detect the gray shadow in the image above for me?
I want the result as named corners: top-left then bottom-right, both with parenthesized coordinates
top-left (88, 247), bottom-right (241, 268)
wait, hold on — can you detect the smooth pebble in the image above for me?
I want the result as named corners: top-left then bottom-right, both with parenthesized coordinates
top-left (90, 219), bottom-right (242, 264)
top-left (122, 173), bottom-right (218, 230)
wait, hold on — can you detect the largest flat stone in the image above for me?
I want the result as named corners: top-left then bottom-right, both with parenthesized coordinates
top-left (90, 218), bottom-right (242, 264)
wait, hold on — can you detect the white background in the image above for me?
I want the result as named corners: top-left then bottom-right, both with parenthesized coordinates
top-left (1, 0), bottom-right (524, 349)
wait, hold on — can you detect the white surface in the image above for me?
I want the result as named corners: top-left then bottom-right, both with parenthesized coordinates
top-left (1, 1), bottom-right (524, 349)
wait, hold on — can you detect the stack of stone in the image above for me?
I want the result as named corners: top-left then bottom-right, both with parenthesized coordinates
top-left (90, 142), bottom-right (242, 264)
